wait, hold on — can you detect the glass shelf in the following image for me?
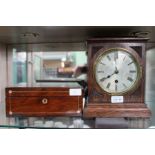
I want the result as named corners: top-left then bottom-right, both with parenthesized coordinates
top-left (0, 117), bottom-right (94, 129)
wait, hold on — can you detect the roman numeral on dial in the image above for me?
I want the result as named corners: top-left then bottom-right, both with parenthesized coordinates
top-left (123, 56), bottom-right (126, 61)
top-left (100, 62), bottom-right (105, 65)
top-left (129, 70), bottom-right (136, 73)
top-left (127, 77), bottom-right (133, 82)
top-left (97, 71), bottom-right (104, 73)
top-left (114, 52), bottom-right (118, 60)
top-left (106, 83), bottom-right (111, 89)
top-left (128, 61), bottom-right (133, 65)
top-left (115, 85), bottom-right (117, 91)
top-left (107, 55), bottom-right (111, 61)
top-left (122, 83), bottom-right (127, 88)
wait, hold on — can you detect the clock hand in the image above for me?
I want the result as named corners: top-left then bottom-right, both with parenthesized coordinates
top-left (110, 72), bottom-right (115, 77)
top-left (115, 66), bottom-right (119, 74)
top-left (100, 77), bottom-right (108, 82)
top-left (114, 53), bottom-right (119, 74)
top-left (100, 65), bottom-right (119, 82)
top-left (100, 72), bottom-right (115, 82)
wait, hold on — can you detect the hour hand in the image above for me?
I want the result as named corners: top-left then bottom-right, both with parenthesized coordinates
top-left (115, 66), bottom-right (119, 74)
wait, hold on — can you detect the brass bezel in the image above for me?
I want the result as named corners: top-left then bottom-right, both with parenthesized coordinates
top-left (93, 48), bottom-right (142, 95)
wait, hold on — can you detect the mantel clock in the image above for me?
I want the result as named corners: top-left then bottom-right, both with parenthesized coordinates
top-left (83, 38), bottom-right (151, 118)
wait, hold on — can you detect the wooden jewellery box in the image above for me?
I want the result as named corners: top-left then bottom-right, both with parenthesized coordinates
top-left (6, 83), bottom-right (84, 117)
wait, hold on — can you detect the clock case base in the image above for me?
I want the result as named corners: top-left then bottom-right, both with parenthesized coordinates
top-left (83, 104), bottom-right (151, 118)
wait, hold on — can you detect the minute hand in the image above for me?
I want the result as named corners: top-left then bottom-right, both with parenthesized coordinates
top-left (100, 72), bottom-right (115, 82)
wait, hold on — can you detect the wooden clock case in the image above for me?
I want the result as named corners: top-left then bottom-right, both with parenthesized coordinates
top-left (83, 38), bottom-right (151, 118)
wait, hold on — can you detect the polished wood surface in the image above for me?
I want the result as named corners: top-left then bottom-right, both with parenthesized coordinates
top-left (0, 27), bottom-right (153, 44)
top-left (6, 87), bottom-right (83, 117)
top-left (84, 104), bottom-right (151, 118)
top-left (84, 38), bottom-right (151, 118)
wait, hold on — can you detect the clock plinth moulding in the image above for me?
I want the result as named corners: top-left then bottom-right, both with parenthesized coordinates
top-left (83, 38), bottom-right (151, 119)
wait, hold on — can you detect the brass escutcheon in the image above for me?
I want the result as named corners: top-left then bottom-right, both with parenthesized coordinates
top-left (42, 98), bottom-right (48, 104)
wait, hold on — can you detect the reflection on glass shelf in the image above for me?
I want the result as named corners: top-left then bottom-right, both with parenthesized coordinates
top-left (35, 78), bottom-right (87, 88)
top-left (13, 49), bottom-right (27, 86)
top-left (33, 51), bottom-right (87, 80)
top-left (0, 117), bottom-right (93, 129)
top-left (35, 82), bottom-right (82, 88)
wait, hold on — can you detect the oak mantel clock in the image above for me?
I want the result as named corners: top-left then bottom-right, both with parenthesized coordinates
top-left (83, 38), bottom-right (151, 118)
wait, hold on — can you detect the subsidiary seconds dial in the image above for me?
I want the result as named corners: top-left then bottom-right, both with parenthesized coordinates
top-left (94, 48), bottom-right (142, 95)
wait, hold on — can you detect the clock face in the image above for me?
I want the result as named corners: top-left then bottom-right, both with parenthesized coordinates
top-left (94, 48), bottom-right (142, 95)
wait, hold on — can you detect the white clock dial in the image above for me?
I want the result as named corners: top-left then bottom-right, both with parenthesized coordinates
top-left (94, 49), bottom-right (141, 95)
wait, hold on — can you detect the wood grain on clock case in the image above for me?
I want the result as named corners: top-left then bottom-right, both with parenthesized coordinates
top-left (84, 38), bottom-right (151, 118)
